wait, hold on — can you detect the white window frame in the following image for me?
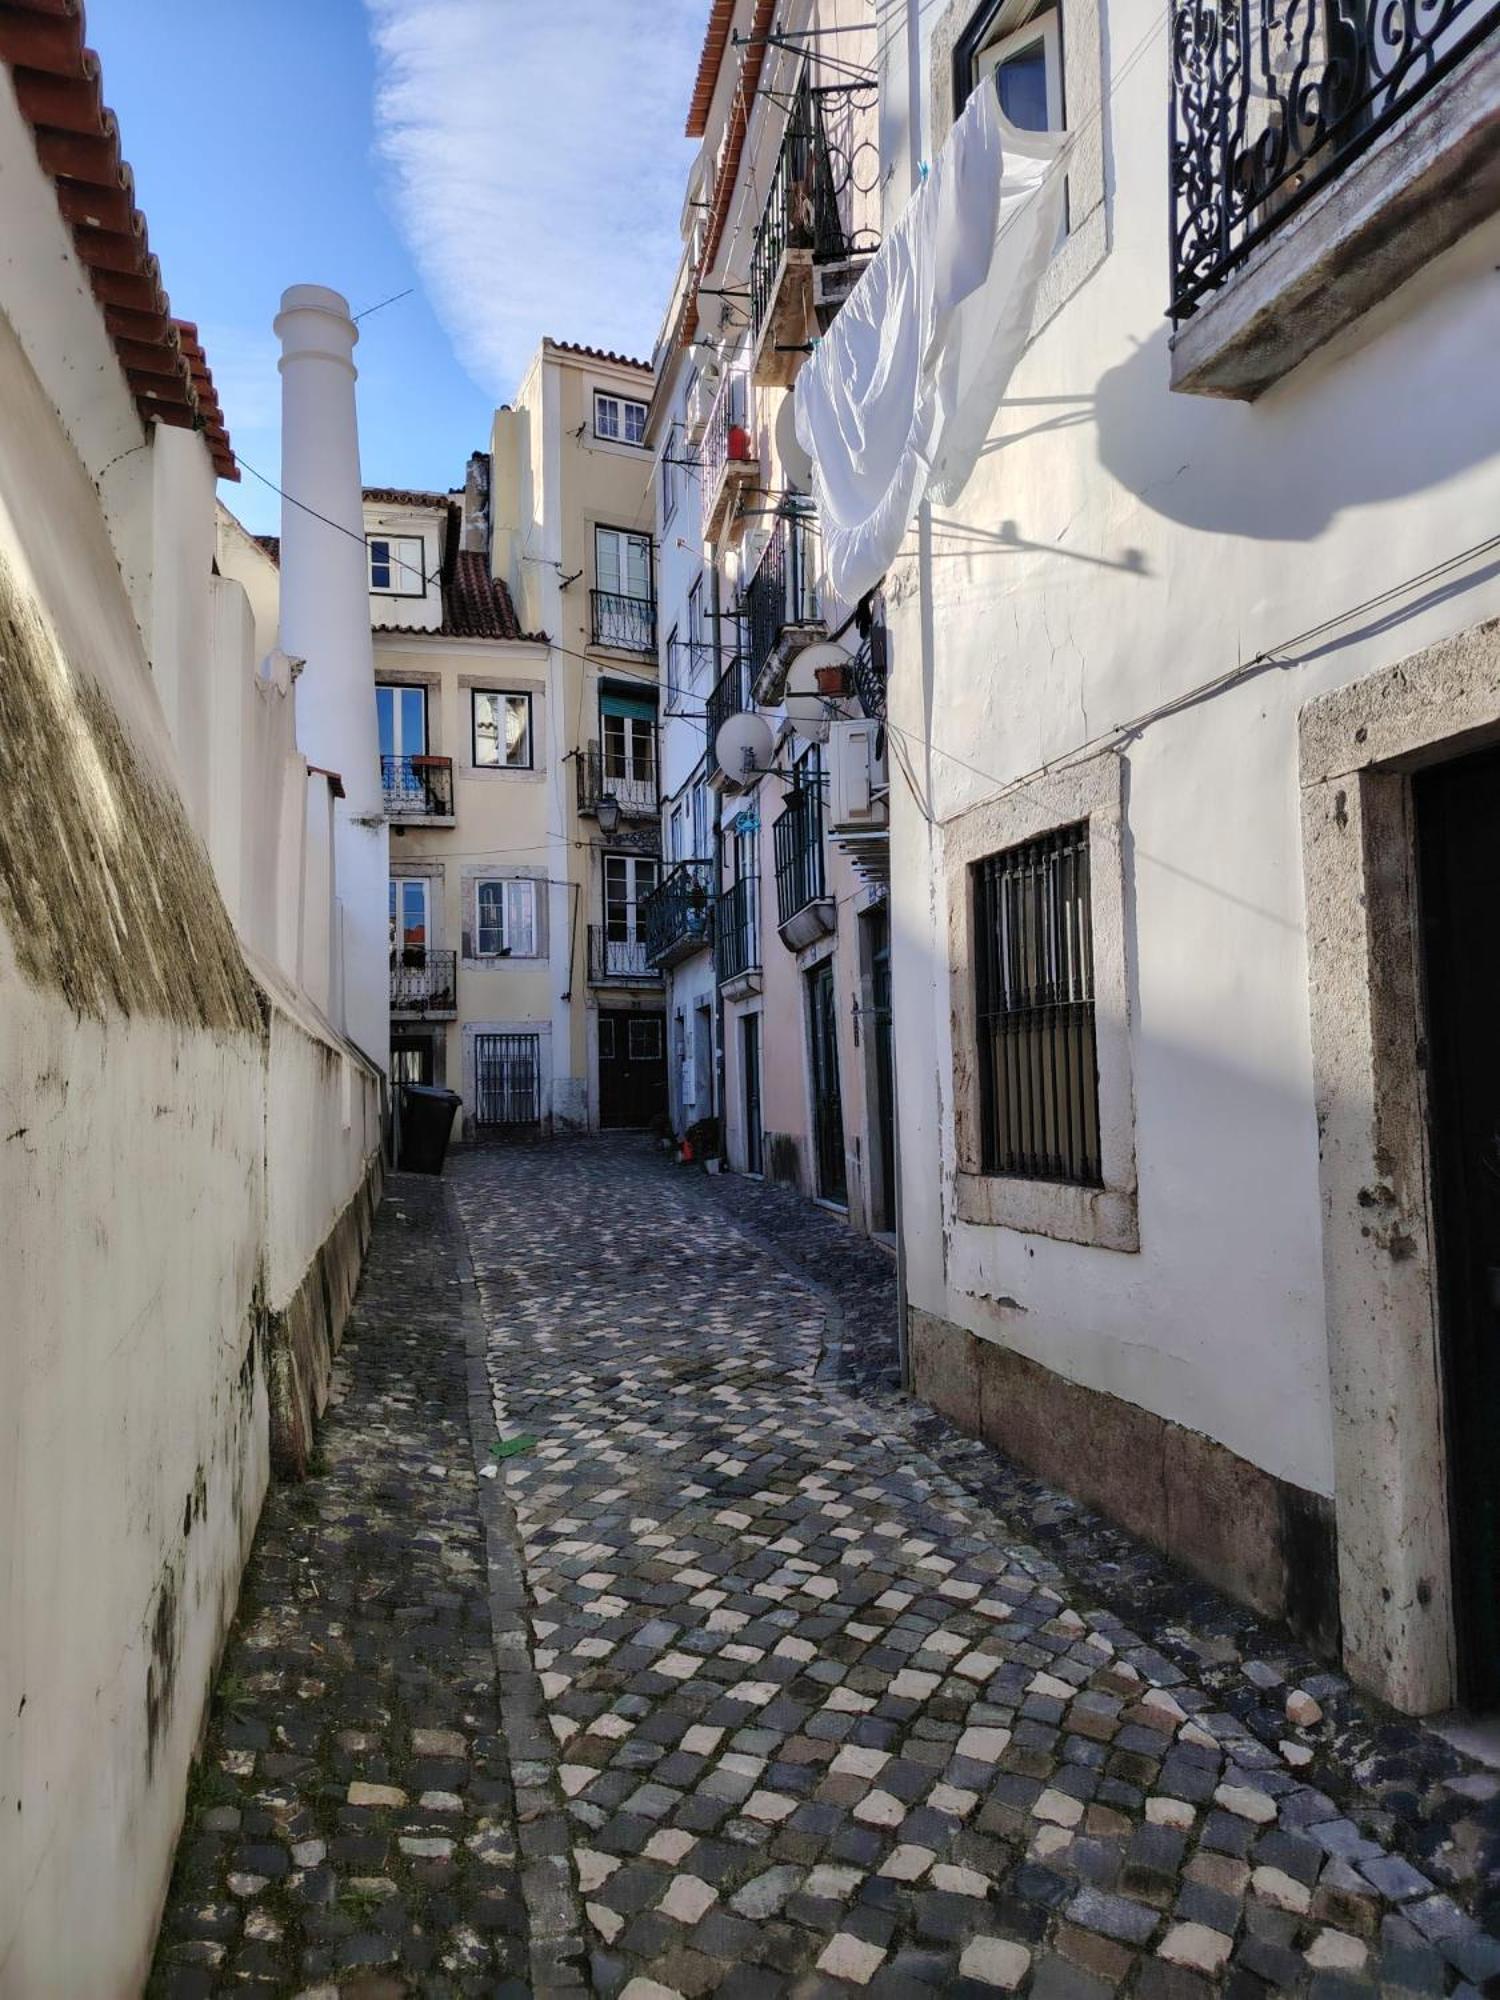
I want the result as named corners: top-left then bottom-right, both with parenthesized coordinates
top-left (475, 877), bottom-right (538, 959)
top-left (975, 9), bottom-right (1065, 132)
top-left (595, 525), bottom-right (653, 605)
top-left (367, 534), bottom-right (426, 598)
top-left (604, 853), bottom-right (660, 944)
top-left (390, 876), bottom-right (431, 952)
top-left (472, 689), bottom-right (533, 771)
top-left (594, 391), bottom-right (649, 447)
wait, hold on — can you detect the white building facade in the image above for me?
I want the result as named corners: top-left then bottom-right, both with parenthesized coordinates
top-left (860, 0), bottom-right (1500, 1713)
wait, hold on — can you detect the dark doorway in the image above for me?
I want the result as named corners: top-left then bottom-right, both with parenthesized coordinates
top-left (1416, 744), bottom-right (1500, 1707)
top-left (599, 1010), bottom-right (667, 1129)
top-left (865, 908), bottom-right (896, 1233)
top-left (475, 1032), bottom-right (541, 1130)
top-left (391, 1034), bottom-right (435, 1086)
top-left (742, 1012), bottom-right (764, 1175)
top-left (806, 959), bottom-right (847, 1205)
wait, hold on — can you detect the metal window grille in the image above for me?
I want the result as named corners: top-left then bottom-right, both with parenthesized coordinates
top-left (475, 1032), bottom-right (542, 1128)
top-left (972, 823), bottom-right (1100, 1185)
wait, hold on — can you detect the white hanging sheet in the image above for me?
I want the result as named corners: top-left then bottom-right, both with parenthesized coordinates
top-left (794, 83), bottom-right (1070, 608)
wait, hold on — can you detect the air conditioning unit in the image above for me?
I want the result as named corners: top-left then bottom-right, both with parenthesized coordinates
top-left (828, 718), bottom-right (888, 834)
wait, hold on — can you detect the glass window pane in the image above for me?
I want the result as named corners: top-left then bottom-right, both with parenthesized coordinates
top-left (625, 401), bottom-right (647, 444)
top-left (997, 45), bottom-right (1049, 130)
top-left (477, 881), bottom-right (504, 954)
top-left (507, 880), bottom-right (537, 956)
top-left (505, 695), bottom-right (530, 767)
top-left (400, 686), bottom-right (426, 754)
top-left (596, 528), bottom-right (622, 596)
top-left (377, 686), bottom-right (395, 758)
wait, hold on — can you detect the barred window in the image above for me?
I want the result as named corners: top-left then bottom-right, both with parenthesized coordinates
top-left (972, 822), bottom-right (1100, 1184)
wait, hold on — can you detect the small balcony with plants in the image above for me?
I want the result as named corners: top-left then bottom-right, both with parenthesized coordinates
top-left (745, 503), bottom-right (826, 705)
top-left (700, 366), bottom-right (758, 545)
top-left (390, 948), bottom-right (457, 1019)
top-left (749, 71), bottom-right (881, 388)
top-left (642, 860), bottom-right (714, 969)
top-left (381, 753), bottom-right (455, 826)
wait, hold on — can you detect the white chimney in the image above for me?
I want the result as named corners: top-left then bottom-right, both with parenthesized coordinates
top-left (274, 283), bottom-right (389, 1073)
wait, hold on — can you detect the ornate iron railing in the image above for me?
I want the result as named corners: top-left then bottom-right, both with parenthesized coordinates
top-left (577, 740), bottom-right (658, 819)
top-left (591, 589), bottom-right (657, 653)
top-left (706, 652), bottom-right (752, 779)
top-left (745, 506), bottom-right (821, 682)
top-left (381, 753), bottom-right (454, 820)
top-left (714, 875), bottom-right (761, 985)
top-left (1169, 0), bottom-right (1500, 320)
top-left (750, 74), bottom-right (882, 338)
top-left (390, 949), bottom-right (457, 1015)
top-left (587, 927), bottom-right (661, 983)
top-left (849, 624), bottom-right (888, 722)
top-left (774, 779), bottom-right (827, 929)
top-left (642, 860), bottom-right (714, 966)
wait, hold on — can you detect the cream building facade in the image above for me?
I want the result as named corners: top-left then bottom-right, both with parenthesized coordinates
top-left (371, 341), bottom-right (662, 1135)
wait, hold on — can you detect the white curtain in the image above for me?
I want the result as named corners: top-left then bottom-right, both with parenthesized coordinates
top-left (794, 83), bottom-right (1070, 608)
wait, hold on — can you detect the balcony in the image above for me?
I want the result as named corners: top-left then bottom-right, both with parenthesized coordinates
top-left (706, 652), bottom-right (752, 785)
top-left (714, 876), bottom-right (762, 996)
top-left (381, 753), bottom-right (454, 825)
top-left (591, 590), bottom-right (656, 655)
top-left (773, 779), bottom-right (835, 951)
top-left (745, 505), bottom-right (825, 704)
top-left (848, 625), bottom-right (887, 722)
top-left (390, 949), bottom-right (457, 1019)
top-left (577, 741), bottom-right (659, 823)
top-left (749, 74), bottom-right (880, 388)
top-left (642, 860), bottom-right (714, 968)
top-left (700, 369), bottom-right (758, 545)
top-left (587, 927), bottom-right (663, 986)
top-left (1169, 0), bottom-right (1500, 396)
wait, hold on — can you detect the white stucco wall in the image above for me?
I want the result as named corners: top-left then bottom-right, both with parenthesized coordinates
top-left (878, 0), bottom-right (1500, 1501)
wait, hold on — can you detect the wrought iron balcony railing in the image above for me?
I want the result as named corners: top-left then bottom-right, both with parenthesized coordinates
top-left (701, 368), bottom-right (757, 541)
top-left (746, 505), bottom-right (821, 685)
top-left (381, 753), bottom-right (454, 821)
top-left (642, 860), bottom-right (714, 967)
top-left (706, 652), bottom-right (752, 780)
top-left (849, 623), bottom-right (888, 723)
top-left (774, 780), bottom-right (828, 931)
top-left (1169, 0), bottom-right (1500, 320)
top-left (591, 589), bottom-right (657, 654)
top-left (749, 73), bottom-right (881, 344)
top-left (587, 927), bottom-right (662, 984)
top-left (577, 740), bottom-right (659, 820)
top-left (714, 876), bottom-right (761, 987)
top-left (390, 949), bottom-right (457, 1016)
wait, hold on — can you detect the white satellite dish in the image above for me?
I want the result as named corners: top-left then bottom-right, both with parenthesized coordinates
top-left (775, 393), bottom-right (814, 490)
top-left (784, 641), bottom-right (854, 744)
top-left (715, 710), bottom-right (775, 788)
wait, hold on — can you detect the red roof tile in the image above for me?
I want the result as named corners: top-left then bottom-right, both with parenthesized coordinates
top-left (544, 337), bottom-right (652, 374)
top-left (375, 501), bottom-right (545, 644)
top-left (685, 0), bottom-right (776, 344)
top-left (253, 534), bottom-right (280, 567)
top-left (362, 485), bottom-right (450, 509)
top-left (0, 1), bottom-right (237, 478)
top-left (686, 0), bottom-right (736, 137)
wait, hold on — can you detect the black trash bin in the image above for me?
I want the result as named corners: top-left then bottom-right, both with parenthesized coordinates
top-left (397, 1084), bottom-right (462, 1175)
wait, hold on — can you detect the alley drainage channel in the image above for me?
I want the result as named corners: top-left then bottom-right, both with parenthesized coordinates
top-left (151, 1137), bottom-right (1500, 1998)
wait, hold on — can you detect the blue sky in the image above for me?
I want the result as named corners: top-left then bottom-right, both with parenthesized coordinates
top-left (87, 1), bottom-right (705, 533)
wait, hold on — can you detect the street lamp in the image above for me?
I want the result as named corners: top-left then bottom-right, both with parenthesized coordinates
top-left (596, 792), bottom-right (622, 836)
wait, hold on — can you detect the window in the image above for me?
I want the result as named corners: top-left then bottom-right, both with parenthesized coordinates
top-left (955, 4), bottom-right (1064, 127)
top-left (377, 683), bottom-right (428, 759)
top-left (604, 854), bottom-right (659, 943)
top-left (687, 576), bottom-right (707, 685)
top-left (595, 526), bottom-right (653, 604)
top-left (972, 822), bottom-right (1099, 1184)
top-left (472, 689), bottom-right (532, 770)
top-left (691, 781), bottom-right (710, 862)
top-left (389, 878), bottom-right (430, 954)
top-left (476, 877), bottom-right (538, 958)
top-left (629, 1017), bottom-right (664, 1060)
top-left (603, 711), bottom-right (656, 785)
top-left (367, 534), bottom-right (426, 596)
top-left (595, 391), bottom-right (648, 446)
top-left (661, 422), bottom-right (682, 521)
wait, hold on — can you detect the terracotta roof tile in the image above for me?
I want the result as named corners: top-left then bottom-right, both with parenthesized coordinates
top-left (544, 337), bottom-right (652, 374)
top-left (362, 485), bottom-right (450, 509)
top-left (253, 534), bottom-right (280, 567)
top-left (686, 0), bottom-right (736, 137)
top-left (375, 499), bottom-right (545, 645)
top-left (0, 0), bottom-right (238, 478)
top-left (685, 0), bottom-right (776, 344)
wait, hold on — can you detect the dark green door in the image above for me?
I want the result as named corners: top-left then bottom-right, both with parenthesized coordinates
top-left (807, 959), bottom-right (847, 1205)
top-left (1416, 745), bottom-right (1500, 1705)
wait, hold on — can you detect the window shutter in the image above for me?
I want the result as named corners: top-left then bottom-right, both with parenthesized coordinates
top-left (506, 880), bottom-right (537, 957)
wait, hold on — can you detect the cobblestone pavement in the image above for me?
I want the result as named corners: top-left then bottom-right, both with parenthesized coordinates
top-left (150, 1175), bottom-right (529, 1999)
top-left (454, 1137), bottom-right (1500, 2000)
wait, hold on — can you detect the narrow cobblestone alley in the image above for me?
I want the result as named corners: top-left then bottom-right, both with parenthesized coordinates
top-left (155, 1139), bottom-right (1500, 1999)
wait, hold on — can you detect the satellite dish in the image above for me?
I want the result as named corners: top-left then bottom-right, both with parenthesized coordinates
top-left (776, 393), bottom-right (815, 490)
top-left (714, 710), bottom-right (775, 788)
top-left (784, 641), bottom-right (853, 743)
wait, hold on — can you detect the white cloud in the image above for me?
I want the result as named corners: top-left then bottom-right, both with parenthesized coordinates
top-left (363, 0), bottom-right (705, 398)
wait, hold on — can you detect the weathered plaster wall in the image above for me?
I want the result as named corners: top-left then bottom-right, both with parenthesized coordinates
top-left (877, 0), bottom-right (1500, 1694)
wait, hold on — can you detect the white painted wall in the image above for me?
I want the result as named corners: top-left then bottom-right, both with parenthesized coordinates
top-left (0, 83), bottom-right (383, 1993)
top-left (877, 0), bottom-right (1500, 1499)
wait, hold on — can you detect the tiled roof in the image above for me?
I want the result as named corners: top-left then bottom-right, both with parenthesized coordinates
top-left (686, 0), bottom-right (776, 342)
top-left (0, 1), bottom-right (237, 478)
top-left (254, 533), bottom-right (280, 567)
top-left (362, 485), bottom-right (450, 509)
top-left (686, 0), bottom-right (736, 137)
top-left (544, 337), bottom-right (652, 374)
top-left (376, 501), bottom-right (545, 645)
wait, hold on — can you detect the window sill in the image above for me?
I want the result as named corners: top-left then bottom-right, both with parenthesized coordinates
top-left (955, 1169), bottom-right (1138, 1251)
top-left (1170, 35), bottom-right (1500, 400)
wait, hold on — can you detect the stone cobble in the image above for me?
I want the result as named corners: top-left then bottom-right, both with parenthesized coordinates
top-left (454, 1137), bottom-right (1500, 1998)
top-left (150, 1174), bottom-right (528, 2000)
